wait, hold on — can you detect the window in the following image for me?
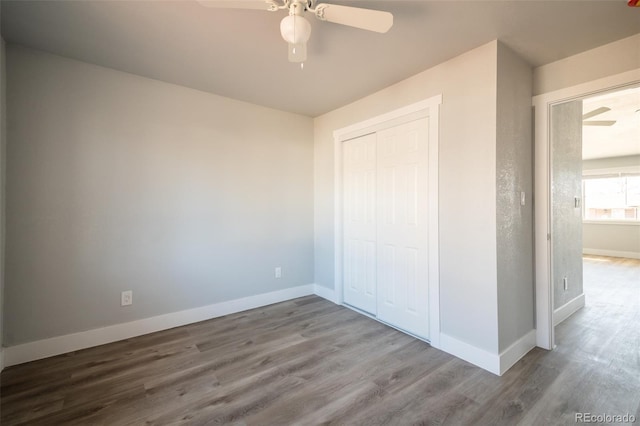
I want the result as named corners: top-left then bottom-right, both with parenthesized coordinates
top-left (583, 175), bottom-right (640, 221)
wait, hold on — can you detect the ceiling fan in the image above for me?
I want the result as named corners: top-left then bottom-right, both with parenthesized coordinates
top-left (583, 106), bottom-right (616, 126)
top-left (198, 0), bottom-right (393, 64)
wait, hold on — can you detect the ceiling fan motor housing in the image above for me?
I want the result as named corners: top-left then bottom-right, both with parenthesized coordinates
top-left (198, 0), bottom-right (393, 62)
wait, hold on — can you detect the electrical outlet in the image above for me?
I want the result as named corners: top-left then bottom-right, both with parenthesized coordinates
top-left (563, 277), bottom-right (568, 291)
top-left (275, 267), bottom-right (282, 279)
top-left (121, 290), bottom-right (133, 306)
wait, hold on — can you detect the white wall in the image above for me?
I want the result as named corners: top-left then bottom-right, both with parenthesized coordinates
top-left (583, 155), bottom-right (640, 172)
top-left (314, 41), bottom-right (501, 353)
top-left (533, 33), bottom-right (640, 96)
top-left (583, 224), bottom-right (640, 258)
top-left (4, 45), bottom-right (314, 346)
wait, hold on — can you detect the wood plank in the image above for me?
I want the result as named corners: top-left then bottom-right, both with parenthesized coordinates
top-left (1, 256), bottom-right (638, 425)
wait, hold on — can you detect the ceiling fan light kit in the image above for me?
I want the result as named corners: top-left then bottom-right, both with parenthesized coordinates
top-left (199, 0), bottom-right (393, 64)
top-left (280, 11), bottom-right (311, 62)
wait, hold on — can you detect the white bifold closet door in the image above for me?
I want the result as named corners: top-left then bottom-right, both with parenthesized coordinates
top-left (342, 118), bottom-right (430, 339)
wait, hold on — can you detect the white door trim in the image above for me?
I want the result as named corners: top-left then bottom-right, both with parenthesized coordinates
top-left (333, 95), bottom-right (442, 348)
top-left (532, 69), bottom-right (640, 350)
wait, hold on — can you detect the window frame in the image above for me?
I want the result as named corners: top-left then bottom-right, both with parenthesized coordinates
top-left (581, 173), bottom-right (640, 224)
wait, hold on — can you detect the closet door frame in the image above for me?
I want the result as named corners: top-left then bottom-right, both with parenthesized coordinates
top-left (333, 95), bottom-right (442, 348)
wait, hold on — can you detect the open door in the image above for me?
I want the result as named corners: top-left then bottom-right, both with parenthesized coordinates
top-left (550, 100), bottom-right (585, 339)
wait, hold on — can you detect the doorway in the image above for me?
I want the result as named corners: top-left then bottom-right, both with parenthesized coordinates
top-left (534, 71), bottom-right (640, 349)
top-left (552, 87), bottom-right (640, 348)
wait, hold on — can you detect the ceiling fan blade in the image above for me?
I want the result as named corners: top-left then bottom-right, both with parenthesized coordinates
top-left (583, 120), bottom-right (617, 126)
top-left (582, 106), bottom-right (611, 120)
top-left (196, 0), bottom-right (276, 10)
top-left (314, 4), bottom-right (393, 33)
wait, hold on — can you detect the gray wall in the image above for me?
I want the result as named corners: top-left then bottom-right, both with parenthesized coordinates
top-left (582, 155), bottom-right (640, 257)
top-left (4, 45), bottom-right (314, 346)
top-left (495, 42), bottom-right (534, 352)
top-left (533, 33), bottom-right (640, 96)
top-left (551, 100), bottom-right (584, 309)
top-left (314, 41), bottom-right (501, 353)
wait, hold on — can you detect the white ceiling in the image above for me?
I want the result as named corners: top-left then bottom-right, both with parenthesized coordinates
top-left (582, 86), bottom-right (640, 160)
top-left (1, 0), bottom-right (639, 117)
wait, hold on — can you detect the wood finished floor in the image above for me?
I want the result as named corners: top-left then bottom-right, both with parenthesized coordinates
top-left (1, 256), bottom-right (638, 425)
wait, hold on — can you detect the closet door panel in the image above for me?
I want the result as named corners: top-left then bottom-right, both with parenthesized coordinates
top-left (376, 118), bottom-right (430, 339)
top-left (342, 133), bottom-right (377, 314)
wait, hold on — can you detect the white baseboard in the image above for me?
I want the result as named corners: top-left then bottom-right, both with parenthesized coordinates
top-left (3, 282), bottom-right (534, 377)
top-left (554, 293), bottom-right (586, 326)
top-left (498, 329), bottom-right (536, 375)
top-left (313, 284), bottom-right (338, 304)
top-left (439, 333), bottom-right (501, 375)
top-left (3, 284), bottom-right (315, 368)
top-left (583, 248), bottom-right (640, 260)
top-left (439, 330), bottom-right (536, 376)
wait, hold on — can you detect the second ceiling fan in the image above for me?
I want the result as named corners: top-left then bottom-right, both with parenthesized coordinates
top-left (583, 106), bottom-right (616, 127)
top-left (198, 0), bottom-right (394, 63)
